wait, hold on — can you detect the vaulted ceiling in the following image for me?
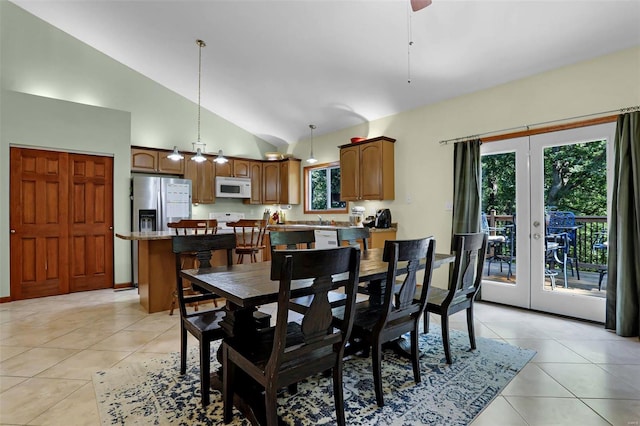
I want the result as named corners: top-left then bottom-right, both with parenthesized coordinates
top-left (11, 0), bottom-right (640, 146)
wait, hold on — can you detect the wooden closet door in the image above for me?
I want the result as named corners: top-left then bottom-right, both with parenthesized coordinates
top-left (10, 148), bottom-right (70, 299)
top-left (69, 154), bottom-right (114, 292)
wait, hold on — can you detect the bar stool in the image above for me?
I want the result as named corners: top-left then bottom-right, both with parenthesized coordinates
top-left (228, 219), bottom-right (267, 263)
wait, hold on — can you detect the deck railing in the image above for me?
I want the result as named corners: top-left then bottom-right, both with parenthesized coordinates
top-left (485, 212), bottom-right (608, 271)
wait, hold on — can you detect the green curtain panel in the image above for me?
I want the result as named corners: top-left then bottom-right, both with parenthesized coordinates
top-left (452, 139), bottom-right (482, 236)
top-left (606, 111), bottom-right (640, 338)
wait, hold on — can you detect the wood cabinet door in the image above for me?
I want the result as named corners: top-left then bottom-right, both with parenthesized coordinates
top-left (199, 157), bottom-right (215, 203)
top-left (340, 145), bottom-right (360, 201)
top-left (184, 155), bottom-right (214, 204)
top-left (262, 162), bottom-right (280, 204)
top-left (245, 161), bottom-right (263, 204)
top-left (360, 141), bottom-right (383, 200)
top-left (233, 159), bottom-right (250, 178)
top-left (279, 158), bottom-right (300, 204)
top-left (157, 152), bottom-right (184, 174)
top-left (68, 154), bottom-right (114, 292)
top-left (215, 160), bottom-right (234, 177)
top-left (131, 148), bottom-right (158, 172)
top-left (10, 148), bottom-right (70, 299)
top-left (183, 155), bottom-right (199, 202)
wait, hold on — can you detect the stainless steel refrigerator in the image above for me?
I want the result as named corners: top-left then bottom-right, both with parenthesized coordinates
top-left (131, 175), bottom-right (192, 286)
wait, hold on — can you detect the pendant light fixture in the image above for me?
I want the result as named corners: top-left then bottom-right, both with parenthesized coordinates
top-left (214, 149), bottom-right (228, 164)
top-left (191, 39), bottom-right (207, 163)
top-left (307, 124), bottom-right (318, 164)
top-left (167, 146), bottom-right (184, 161)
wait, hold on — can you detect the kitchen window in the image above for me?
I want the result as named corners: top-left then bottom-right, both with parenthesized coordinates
top-left (304, 161), bottom-right (347, 214)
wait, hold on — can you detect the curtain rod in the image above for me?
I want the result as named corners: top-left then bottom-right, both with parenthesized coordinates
top-left (438, 105), bottom-right (640, 145)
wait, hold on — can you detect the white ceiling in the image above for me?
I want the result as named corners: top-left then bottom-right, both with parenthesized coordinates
top-left (10, 0), bottom-right (640, 146)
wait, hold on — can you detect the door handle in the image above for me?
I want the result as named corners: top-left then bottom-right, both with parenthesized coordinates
top-left (109, 226), bottom-right (113, 230)
top-left (533, 233), bottom-right (541, 240)
top-left (533, 221), bottom-right (540, 227)
top-left (10, 229), bottom-right (16, 234)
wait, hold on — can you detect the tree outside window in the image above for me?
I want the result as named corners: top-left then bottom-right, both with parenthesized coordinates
top-left (304, 162), bottom-right (347, 214)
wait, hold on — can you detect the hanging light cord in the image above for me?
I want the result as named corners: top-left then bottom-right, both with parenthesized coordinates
top-left (407, 4), bottom-right (413, 84)
top-left (196, 39), bottom-right (206, 144)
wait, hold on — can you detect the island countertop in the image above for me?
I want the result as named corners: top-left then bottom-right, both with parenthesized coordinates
top-left (266, 224), bottom-right (397, 233)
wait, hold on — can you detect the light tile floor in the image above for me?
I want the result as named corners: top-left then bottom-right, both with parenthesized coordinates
top-left (0, 289), bottom-right (638, 425)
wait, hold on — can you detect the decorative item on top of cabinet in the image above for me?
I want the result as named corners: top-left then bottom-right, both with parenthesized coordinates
top-left (339, 136), bottom-right (395, 201)
top-left (184, 153), bottom-right (215, 204)
top-left (131, 147), bottom-right (185, 174)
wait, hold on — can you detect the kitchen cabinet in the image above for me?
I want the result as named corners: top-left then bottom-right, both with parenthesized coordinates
top-left (339, 137), bottom-right (395, 201)
top-left (262, 158), bottom-right (301, 205)
top-left (262, 162), bottom-right (280, 205)
top-left (244, 161), bottom-right (264, 205)
top-left (233, 159), bottom-right (251, 178)
top-left (279, 158), bottom-right (301, 205)
top-left (184, 154), bottom-right (215, 204)
top-left (369, 229), bottom-right (397, 249)
top-left (131, 147), bottom-right (184, 174)
top-left (214, 159), bottom-right (234, 177)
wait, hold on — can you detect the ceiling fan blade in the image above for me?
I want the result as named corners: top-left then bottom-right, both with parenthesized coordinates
top-left (411, 0), bottom-right (432, 12)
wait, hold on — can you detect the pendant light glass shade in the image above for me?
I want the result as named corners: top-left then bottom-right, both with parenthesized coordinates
top-left (307, 124), bottom-right (318, 164)
top-left (214, 149), bottom-right (229, 164)
top-left (167, 146), bottom-right (184, 161)
top-left (192, 148), bottom-right (206, 163)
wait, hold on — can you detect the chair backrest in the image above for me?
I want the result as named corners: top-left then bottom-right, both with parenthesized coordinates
top-left (171, 233), bottom-right (236, 317)
top-left (378, 237), bottom-right (436, 325)
top-left (168, 219), bottom-right (218, 235)
top-left (269, 230), bottom-right (315, 251)
top-left (445, 232), bottom-right (488, 305)
top-left (337, 227), bottom-right (370, 251)
top-left (547, 211), bottom-right (577, 237)
top-left (228, 219), bottom-right (267, 248)
top-left (269, 246), bottom-right (361, 369)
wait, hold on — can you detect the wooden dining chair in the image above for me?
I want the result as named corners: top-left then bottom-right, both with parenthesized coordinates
top-left (337, 227), bottom-right (370, 250)
top-left (423, 232), bottom-right (487, 364)
top-left (171, 233), bottom-right (235, 407)
top-left (167, 219), bottom-right (218, 315)
top-left (228, 219), bottom-right (267, 263)
top-left (333, 237), bottom-right (436, 407)
top-left (269, 229), bottom-right (315, 253)
top-left (222, 246), bottom-right (361, 426)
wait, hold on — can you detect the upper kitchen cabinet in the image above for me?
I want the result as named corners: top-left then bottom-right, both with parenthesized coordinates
top-left (339, 137), bottom-right (395, 201)
top-left (184, 154), bottom-right (215, 204)
top-left (244, 161), bottom-right (264, 205)
top-left (279, 158), bottom-right (301, 205)
top-left (214, 159), bottom-right (233, 177)
top-left (261, 158), bottom-right (300, 205)
top-left (233, 159), bottom-right (251, 178)
top-left (131, 147), bottom-right (184, 175)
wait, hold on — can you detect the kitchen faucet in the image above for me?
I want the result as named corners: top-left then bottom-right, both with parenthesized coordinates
top-left (318, 215), bottom-right (324, 225)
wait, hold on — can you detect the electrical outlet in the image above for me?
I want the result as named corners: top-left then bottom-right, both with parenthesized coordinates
top-left (406, 194), bottom-right (412, 204)
top-left (445, 201), bottom-right (453, 211)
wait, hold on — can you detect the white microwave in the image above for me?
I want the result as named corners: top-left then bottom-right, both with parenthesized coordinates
top-left (215, 176), bottom-right (251, 198)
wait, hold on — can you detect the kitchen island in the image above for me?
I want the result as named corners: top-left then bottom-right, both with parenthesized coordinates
top-left (116, 231), bottom-right (235, 313)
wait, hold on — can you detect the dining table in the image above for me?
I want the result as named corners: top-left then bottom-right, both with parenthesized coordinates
top-left (181, 247), bottom-right (455, 425)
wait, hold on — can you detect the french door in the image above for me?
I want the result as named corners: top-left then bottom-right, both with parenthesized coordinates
top-left (480, 122), bottom-right (615, 322)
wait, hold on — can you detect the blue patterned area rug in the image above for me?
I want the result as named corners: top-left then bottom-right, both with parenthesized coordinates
top-left (93, 329), bottom-right (535, 425)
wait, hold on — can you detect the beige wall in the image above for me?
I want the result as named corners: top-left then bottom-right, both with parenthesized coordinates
top-left (290, 46), bottom-right (640, 260)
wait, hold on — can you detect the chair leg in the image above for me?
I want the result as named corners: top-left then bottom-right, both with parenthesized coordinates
top-left (466, 305), bottom-right (476, 350)
top-left (264, 383), bottom-right (279, 426)
top-left (333, 365), bottom-right (346, 426)
top-left (169, 291), bottom-right (177, 316)
top-left (180, 324), bottom-right (187, 374)
top-left (441, 315), bottom-right (452, 364)
top-left (423, 312), bottom-right (430, 335)
top-left (222, 346), bottom-right (234, 423)
top-left (200, 339), bottom-right (210, 407)
top-left (411, 329), bottom-right (421, 384)
top-left (372, 340), bottom-right (384, 407)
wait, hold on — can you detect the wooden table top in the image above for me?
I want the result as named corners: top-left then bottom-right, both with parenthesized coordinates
top-left (181, 248), bottom-right (454, 308)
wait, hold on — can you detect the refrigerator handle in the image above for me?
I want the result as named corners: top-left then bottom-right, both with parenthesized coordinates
top-left (157, 185), bottom-right (163, 231)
